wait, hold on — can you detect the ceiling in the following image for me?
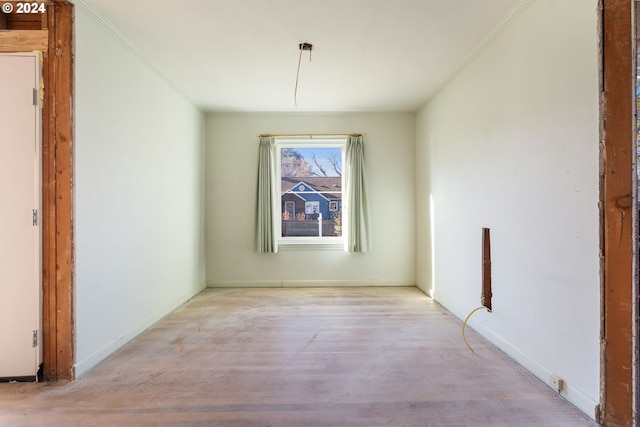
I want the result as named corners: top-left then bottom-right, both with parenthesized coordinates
top-left (79, 0), bottom-right (524, 112)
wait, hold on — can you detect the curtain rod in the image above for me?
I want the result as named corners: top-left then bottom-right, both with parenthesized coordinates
top-left (257, 133), bottom-right (365, 138)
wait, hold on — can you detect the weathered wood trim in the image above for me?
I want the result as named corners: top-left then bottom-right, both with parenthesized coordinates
top-left (601, 0), bottom-right (634, 425)
top-left (0, 30), bottom-right (47, 52)
top-left (41, 0), bottom-right (74, 381)
top-left (481, 228), bottom-right (492, 311)
top-left (41, 15), bottom-right (55, 380)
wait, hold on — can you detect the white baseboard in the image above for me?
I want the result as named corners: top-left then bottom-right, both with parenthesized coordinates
top-left (469, 321), bottom-right (598, 420)
top-left (415, 282), bottom-right (434, 298)
top-left (207, 280), bottom-right (415, 288)
top-left (74, 282), bottom-right (206, 378)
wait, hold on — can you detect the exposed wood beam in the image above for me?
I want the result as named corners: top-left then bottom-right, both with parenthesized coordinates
top-left (600, 0), bottom-right (634, 425)
top-left (41, 0), bottom-right (74, 381)
top-left (0, 30), bottom-right (47, 52)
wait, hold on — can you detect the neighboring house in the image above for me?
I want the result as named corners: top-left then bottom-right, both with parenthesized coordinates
top-left (281, 176), bottom-right (341, 220)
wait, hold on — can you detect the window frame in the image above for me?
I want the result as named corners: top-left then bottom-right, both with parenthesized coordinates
top-left (275, 137), bottom-right (347, 248)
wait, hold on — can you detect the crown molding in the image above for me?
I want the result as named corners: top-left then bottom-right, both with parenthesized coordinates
top-left (418, 0), bottom-right (535, 110)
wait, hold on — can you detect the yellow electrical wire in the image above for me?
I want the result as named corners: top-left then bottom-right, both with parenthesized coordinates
top-left (462, 306), bottom-right (491, 353)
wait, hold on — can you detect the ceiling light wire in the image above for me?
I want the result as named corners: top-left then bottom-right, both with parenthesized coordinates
top-left (294, 43), bottom-right (312, 107)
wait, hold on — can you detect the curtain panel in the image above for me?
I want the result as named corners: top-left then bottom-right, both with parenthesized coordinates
top-left (256, 137), bottom-right (278, 253)
top-left (345, 135), bottom-right (371, 252)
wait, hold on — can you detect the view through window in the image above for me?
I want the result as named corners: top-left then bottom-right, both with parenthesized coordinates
top-left (278, 140), bottom-right (345, 242)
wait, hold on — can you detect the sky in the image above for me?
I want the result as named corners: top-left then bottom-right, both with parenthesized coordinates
top-left (295, 147), bottom-right (342, 177)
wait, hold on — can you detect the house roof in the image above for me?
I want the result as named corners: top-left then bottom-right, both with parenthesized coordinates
top-left (281, 177), bottom-right (342, 198)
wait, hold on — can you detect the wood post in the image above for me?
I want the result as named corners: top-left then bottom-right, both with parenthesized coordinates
top-left (42, 0), bottom-right (74, 381)
top-left (600, 0), bottom-right (634, 425)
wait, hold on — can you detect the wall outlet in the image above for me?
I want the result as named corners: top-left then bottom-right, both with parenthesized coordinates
top-left (550, 375), bottom-right (564, 393)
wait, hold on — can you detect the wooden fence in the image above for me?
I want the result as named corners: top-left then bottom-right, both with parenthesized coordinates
top-left (282, 220), bottom-right (338, 237)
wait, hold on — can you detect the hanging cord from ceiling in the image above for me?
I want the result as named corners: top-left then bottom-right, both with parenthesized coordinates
top-left (294, 43), bottom-right (313, 107)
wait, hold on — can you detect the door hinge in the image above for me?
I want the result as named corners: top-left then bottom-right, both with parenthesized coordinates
top-left (32, 330), bottom-right (38, 348)
top-left (32, 209), bottom-right (38, 226)
top-left (32, 88), bottom-right (38, 106)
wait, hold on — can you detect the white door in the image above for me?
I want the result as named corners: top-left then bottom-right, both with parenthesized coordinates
top-left (0, 53), bottom-right (42, 379)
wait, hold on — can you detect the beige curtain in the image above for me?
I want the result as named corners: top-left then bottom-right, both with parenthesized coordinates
top-left (345, 135), bottom-right (370, 252)
top-left (256, 137), bottom-right (278, 253)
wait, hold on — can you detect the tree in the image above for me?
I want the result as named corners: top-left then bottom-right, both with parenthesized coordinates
top-left (310, 152), bottom-right (342, 177)
top-left (310, 152), bottom-right (328, 176)
top-left (281, 148), bottom-right (313, 177)
top-left (328, 153), bottom-right (342, 176)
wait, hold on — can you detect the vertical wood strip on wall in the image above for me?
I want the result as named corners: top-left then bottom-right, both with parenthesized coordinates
top-left (601, 0), bottom-right (634, 425)
top-left (54, 0), bottom-right (74, 379)
top-left (41, 9), bottom-right (56, 380)
top-left (41, 0), bottom-right (74, 381)
top-left (481, 228), bottom-right (492, 311)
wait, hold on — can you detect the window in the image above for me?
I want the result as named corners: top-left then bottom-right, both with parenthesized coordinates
top-left (305, 201), bottom-right (320, 215)
top-left (257, 134), bottom-right (369, 253)
top-left (276, 138), bottom-right (346, 245)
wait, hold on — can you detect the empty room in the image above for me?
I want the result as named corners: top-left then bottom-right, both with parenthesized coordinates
top-left (0, 0), bottom-right (635, 426)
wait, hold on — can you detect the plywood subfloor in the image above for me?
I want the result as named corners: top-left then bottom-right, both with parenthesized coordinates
top-left (0, 287), bottom-right (596, 426)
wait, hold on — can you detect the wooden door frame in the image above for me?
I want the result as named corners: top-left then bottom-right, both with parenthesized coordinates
top-left (0, 0), bottom-right (75, 381)
top-left (600, 0), bottom-right (635, 425)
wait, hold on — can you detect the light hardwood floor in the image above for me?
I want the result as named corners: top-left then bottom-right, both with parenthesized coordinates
top-left (0, 287), bottom-right (596, 426)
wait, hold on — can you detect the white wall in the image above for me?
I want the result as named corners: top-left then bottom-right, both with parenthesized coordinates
top-left (74, 5), bottom-right (206, 376)
top-left (206, 113), bottom-right (415, 287)
top-left (416, 0), bottom-right (599, 417)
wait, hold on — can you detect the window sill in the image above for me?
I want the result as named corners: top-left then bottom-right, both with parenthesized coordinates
top-left (278, 241), bottom-right (345, 251)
